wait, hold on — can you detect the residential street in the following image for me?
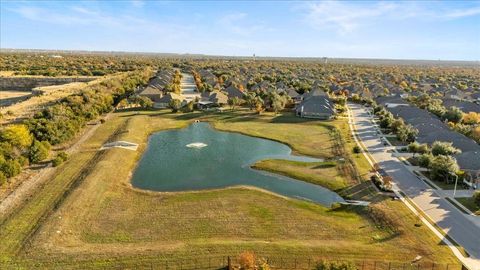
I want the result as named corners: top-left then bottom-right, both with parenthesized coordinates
top-left (348, 103), bottom-right (480, 267)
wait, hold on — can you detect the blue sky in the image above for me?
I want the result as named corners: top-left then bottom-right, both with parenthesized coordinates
top-left (1, 1), bottom-right (479, 60)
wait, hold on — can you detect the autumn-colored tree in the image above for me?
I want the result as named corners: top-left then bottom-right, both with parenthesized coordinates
top-left (462, 112), bottom-right (480, 125)
top-left (238, 251), bottom-right (256, 270)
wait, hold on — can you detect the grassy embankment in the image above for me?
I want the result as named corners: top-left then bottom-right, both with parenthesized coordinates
top-left (456, 197), bottom-right (480, 215)
top-left (0, 110), bottom-right (459, 268)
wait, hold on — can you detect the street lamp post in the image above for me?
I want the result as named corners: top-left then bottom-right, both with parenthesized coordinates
top-left (452, 174), bottom-right (459, 198)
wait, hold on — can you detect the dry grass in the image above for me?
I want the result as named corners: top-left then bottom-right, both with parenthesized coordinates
top-left (0, 74), bottom-right (119, 124)
top-left (0, 110), bottom-right (459, 267)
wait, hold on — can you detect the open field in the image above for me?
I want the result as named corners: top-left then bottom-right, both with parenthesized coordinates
top-left (0, 110), bottom-right (459, 268)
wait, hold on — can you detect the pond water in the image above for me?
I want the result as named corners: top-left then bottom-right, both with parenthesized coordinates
top-left (131, 123), bottom-right (344, 206)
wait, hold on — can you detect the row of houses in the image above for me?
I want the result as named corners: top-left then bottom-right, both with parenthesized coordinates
top-left (376, 95), bottom-right (480, 185)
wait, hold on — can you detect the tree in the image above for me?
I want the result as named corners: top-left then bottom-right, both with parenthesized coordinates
top-left (443, 106), bottom-right (463, 123)
top-left (462, 112), bottom-right (480, 125)
top-left (396, 124), bottom-right (418, 143)
top-left (1, 159), bottom-right (21, 178)
top-left (254, 96), bottom-right (264, 114)
top-left (169, 99), bottom-right (182, 113)
top-left (238, 251), bottom-right (256, 270)
top-left (184, 101), bottom-right (194, 112)
top-left (244, 92), bottom-right (257, 110)
top-left (431, 141), bottom-right (461, 156)
top-left (471, 126), bottom-right (480, 143)
top-left (28, 140), bottom-right (51, 163)
top-left (418, 153), bottom-right (433, 168)
top-left (474, 191), bottom-right (480, 207)
top-left (391, 118), bottom-right (405, 133)
top-left (228, 96), bottom-right (241, 111)
top-left (0, 124), bottom-right (33, 149)
top-left (269, 93), bottom-right (287, 114)
top-left (138, 96), bottom-right (153, 109)
top-left (429, 155), bottom-right (459, 182)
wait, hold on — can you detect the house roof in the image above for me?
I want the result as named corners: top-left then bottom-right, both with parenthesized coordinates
top-left (442, 98), bottom-right (480, 113)
top-left (295, 96), bottom-right (334, 115)
top-left (140, 86), bottom-right (163, 96)
top-left (157, 93), bottom-right (185, 103)
top-left (224, 85), bottom-right (244, 99)
top-left (455, 151), bottom-right (480, 171)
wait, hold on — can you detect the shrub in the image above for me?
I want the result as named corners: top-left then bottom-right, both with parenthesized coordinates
top-left (57, 151), bottom-right (68, 161)
top-left (417, 153), bottom-right (433, 168)
top-left (238, 251), bottom-right (256, 270)
top-left (352, 145), bottom-right (361, 154)
top-left (28, 140), bottom-right (50, 163)
top-left (431, 141), bottom-right (461, 156)
top-left (474, 191), bottom-right (480, 207)
top-left (0, 172), bottom-right (7, 186)
top-left (1, 159), bottom-right (21, 178)
top-left (17, 156), bottom-right (29, 167)
top-left (52, 156), bottom-right (64, 167)
top-left (316, 260), bottom-right (358, 270)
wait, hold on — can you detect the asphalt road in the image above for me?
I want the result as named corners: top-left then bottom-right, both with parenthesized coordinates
top-left (348, 103), bottom-right (480, 262)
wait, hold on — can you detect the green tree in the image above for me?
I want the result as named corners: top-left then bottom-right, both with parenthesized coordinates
top-left (431, 141), bottom-right (461, 156)
top-left (474, 191), bottom-right (480, 207)
top-left (169, 99), bottom-right (182, 113)
top-left (396, 124), bottom-right (418, 143)
top-left (443, 106), bottom-right (464, 123)
top-left (228, 96), bottom-right (241, 111)
top-left (244, 92), bottom-right (257, 110)
top-left (1, 159), bottom-right (21, 178)
top-left (418, 153), bottom-right (434, 168)
top-left (185, 101), bottom-right (194, 112)
top-left (269, 93), bottom-right (287, 114)
top-left (429, 155), bottom-right (460, 182)
top-left (28, 140), bottom-right (51, 163)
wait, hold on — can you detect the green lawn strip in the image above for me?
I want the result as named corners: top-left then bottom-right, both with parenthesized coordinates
top-left (456, 197), bottom-right (480, 215)
top-left (252, 159), bottom-right (347, 191)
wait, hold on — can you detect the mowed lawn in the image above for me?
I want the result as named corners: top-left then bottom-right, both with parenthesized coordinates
top-left (1, 110), bottom-right (458, 267)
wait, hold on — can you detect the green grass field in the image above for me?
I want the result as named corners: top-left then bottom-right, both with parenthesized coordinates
top-left (0, 109), bottom-right (459, 268)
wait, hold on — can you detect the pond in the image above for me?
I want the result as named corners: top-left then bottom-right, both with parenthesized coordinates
top-left (131, 122), bottom-right (344, 206)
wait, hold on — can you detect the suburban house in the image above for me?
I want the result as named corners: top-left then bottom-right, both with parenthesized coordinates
top-left (295, 93), bottom-right (334, 120)
top-left (286, 88), bottom-right (301, 103)
top-left (138, 86), bottom-right (163, 103)
top-left (199, 90), bottom-right (228, 108)
top-left (382, 103), bottom-right (480, 187)
top-left (224, 85), bottom-right (244, 99)
top-left (155, 93), bottom-right (186, 109)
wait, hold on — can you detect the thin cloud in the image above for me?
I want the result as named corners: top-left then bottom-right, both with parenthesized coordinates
top-left (302, 1), bottom-right (480, 34)
top-left (304, 1), bottom-right (396, 34)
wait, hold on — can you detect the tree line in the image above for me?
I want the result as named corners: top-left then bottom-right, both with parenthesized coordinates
top-left (0, 69), bottom-right (152, 185)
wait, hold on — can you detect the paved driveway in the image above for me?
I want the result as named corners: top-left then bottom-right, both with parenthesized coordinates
top-left (349, 103), bottom-right (480, 262)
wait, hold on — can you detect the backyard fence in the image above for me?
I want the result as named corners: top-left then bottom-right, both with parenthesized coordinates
top-left (4, 256), bottom-right (464, 270)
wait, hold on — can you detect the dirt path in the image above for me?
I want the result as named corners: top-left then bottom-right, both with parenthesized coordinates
top-left (0, 113), bottom-right (112, 222)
